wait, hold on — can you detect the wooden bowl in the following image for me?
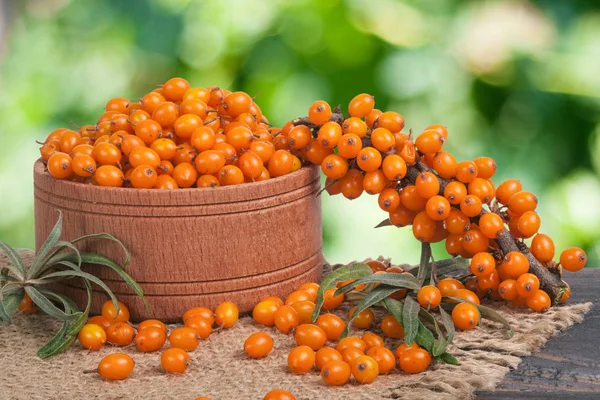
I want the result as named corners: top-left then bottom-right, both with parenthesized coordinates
top-left (33, 160), bottom-right (323, 322)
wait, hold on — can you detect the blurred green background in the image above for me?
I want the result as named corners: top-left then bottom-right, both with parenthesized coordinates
top-left (1, 0), bottom-right (599, 266)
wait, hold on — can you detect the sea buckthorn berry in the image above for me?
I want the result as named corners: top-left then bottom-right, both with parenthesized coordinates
top-left (351, 355), bottom-right (379, 384)
top-left (225, 125), bottom-right (253, 152)
top-left (399, 139), bottom-right (416, 165)
top-left (251, 140), bottom-right (275, 163)
top-left (94, 165), bottom-right (124, 187)
top-left (365, 109), bottom-right (382, 128)
top-left (105, 97), bottom-right (130, 114)
top-left (86, 316), bottom-right (111, 331)
top-left (531, 234), bottom-right (555, 263)
top-left (308, 100), bottom-right (332, 125)
top-left (152, 101), bottom-right (179, 127)
top-left (378, 188), bottom-right (401, 212)
top-left (253, 299), bottom-right (281, 327)
top-left (400, 185), bottom-right (427, 211)
top-left (337, 133), bottom-right (363, 158)
top-left (316, 314), bottom-right (346, 341)
top-left (105, 322), bottom-right (135, 346)
top-left (470, 252), bottom-right (496, 277)
top-left (416, 130), bottom-right (444, 154)
top-left (223, 91), bottom-right (252, 117)
top-left (195, 150), bottom-right (226, 175)
top-left (432, 151), bottom-right (457, 179)
top-left (341, 347), bottom-right (365, 364)
top-left (135, 326), bottom-right (166, 352)
top-left (395, 342), bottom-right (420, 359)
top-left (445, 233), bottom-right (465, 256)
top-left (295, 324), bottom-right (327, 350)
top-left (462, 229), bottom-right (490, 254)
top-left (468, 178), bottom-right (495, 204)
top-left (316, 347), bottom-right (343, 370)
top-left (455, 161), bottom-right (478, 183)
top-left (349, 307), bottom-right (374, 329)
top-left (392, 132), bottom-right (409, 152)
top-left (444, 181), bottom-right (467, 205)
top-left (285, 290), bottom-right (312, 306)
top-left (72, 155), bottom-right (96, 178)
top-left (371, 128), bottom-right (396, 152)
top-left (382, 154), bottom-right (407, 181)
top-left (180, 99), bottom-right (209, 119)
top-left (474, 157), bottom-right (497, 179)
top-left (380, 314), bottom-right (405, 339)
top-left (174, 114), bottom-right (203, 140)
top-left (140, 92), bottom-right (166, 114)
top-left (274, 305), bottom-right (299, 334)
top-left (40, 142), bottom-right (59, 161)
top-left (398, 348), bottom-right (431, 374)
top-left (236, 112), bottom-right (258, 131)
top-left (215, 301), bottom-right (239, 328)
top-left (161, 348), bottom-right (190, 374)
top-left (169, 327), bottom-right (199, 351)
top-left (366, 260), bottom-right (386, 273)
top-left (184, 317), bottom-right (212, 339)
top-left (444, 209), bottom-right (470, 234)
top-left (348, 93), bottom-right (375, 118)
top-left (479, 212), bottom-right (505, 239)
top-left (47, 152), bottom-right (74, 179)
top-left (291, 301), bottom-right (316, 325)
top-left (389, 204), bottom-right (417, 227)
top-left (323, 288), bottom-right (345, 310)
top-left (305, 139), bottom-right (334, 165)
top-left (102, 300), bottom-right (129, 323)
top-left (336, 336), bottom-right (367, 353)
top-left (516, 273), bottom-right (540, 298)
top-left (425, 124), bottom-right (448, 139)
top-left (425, 195), bottom-right (451, 221)
top-left (417, 285), bottom-right (442, 309)
top-left (412, 211), bottom-right (436, 242)
top-left (496, 179), bottom-right (522, 205)
top-left (452, 302), bottom-right (480, 330)
top-left (460, 195), bottom-right (482, 217)
top-left (377, 111), bottom-right (405, 133)
top-left (219, 165), bottom-right (244, 186)
top-left (134, 119), bottom-right (162, 145)
top-left (78, 324), bottom-right (107, 350)
top-left (321, 360), bottom-right (352, 386)
top-left (318, 122), bottom-right (343, 148)
top-left (162, 77), bottom-right (190, 102)
top-left (366, 346), bottom-right (396, 375)
top-left (361, 332), bottom-right (385, 350)
top-left (150, 138), bottom-right (178, 160)
top-left (239, 151), bottom-right (264, 180)
top-left (129, 147), bottom-right (161, 169)
top-left (268, 149), bottom-right (294, 177)
top-left (498, 279), bottom-right (518, 301)
top-left (340, 169), bottom-right (364, 199)
top-left (264, 389), bottom-right (296, 400)
top-left (357, 147), bottom-right (383, 172)
top-left (98, 353), bottom-right (135, 381)
top-left (503, 251), bottom-right (530, 279)
top-left (560, 247), bottom-right (587, 272)
top-left (287, 345), bottom-right (315, 374)
top-left (415, 172), bottom-right (440, 199)
top-left (342, 117), bottom-right (368, 138)
top-left (130, 165), bottom-right (157, 189)
top-left (363, 170), bottom-right (387, 195)
top-left (517, 211), bottom-right (541, 238)
top-left (437, 278), bottom-right (465, 297)
top-left (183, 307), bottom-right (215, 325)
top-left (455, 289), bottom-right (481, 304)
top-left (321, 154), bottom-right (348, 179)
top-left (527, 290), bottom-right (551, 312)
top-left (172, 162), bottom-right (198, 188)
top-left (59, 130), bottom-right (81, 153)
top-left (288, 125), bottom-right (312, 149)
top-left (559, 282), bottom-right (570, 304)
top-left (478, 269), bottom-right (500, 293)
top-left (508, 191), bottom-right (538, 215)
top-left (244, 332), bottom-right (274, 359)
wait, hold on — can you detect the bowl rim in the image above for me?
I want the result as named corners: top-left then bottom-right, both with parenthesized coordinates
top-left (34, 159), bottom-right (321, 206)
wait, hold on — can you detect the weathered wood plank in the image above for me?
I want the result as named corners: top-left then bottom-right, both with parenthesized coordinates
top-left (476, 268), bottom-right (600, 399)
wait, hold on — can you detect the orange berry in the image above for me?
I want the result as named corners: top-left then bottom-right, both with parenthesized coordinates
top-left (105, 322), bottom-right (135, 346)
top-left (322, 288), bottom-right (345, 310)
top-left (460, 194), bottom-right (483, 217)
top-left (437, 278), bottom-right (465, 297)
top-left (161, 347), bottom-right (190, 374)
top-left (348, 93), bottom-right (375, 118)
top-left (530, 234), bottom-right (555, 263)
top-left (244, 332), bottom-right (274, 359)
top-left (398, 348), bottom-right (431, 374)
top-left (380, 314), bottom-right (405, 339)
top-left (294, 324), bottom-right (327, 351)
top-left (321, 360), bottom-right (352, 386)
top-left (315, 347), bottom-right (343, 370)
top-left (560, 247), bottom-right (587, 272)
top-left (498, 279), bottom-right (519, 301)
top-left (337, 133), bottom-right (363, 158)
top-left (415, 130), bottom-right (444, 154)
top-left (496, 179), bottom-right (522, 205)
top-left (451, 302), bottom-right (480, 330)
top-left (503, 251), bottom-right (530, 279)
top-left (341, 346), bottom-right (364, 365)
top-left (376, 111), bottom-right (405, 133)
top-left (316, 314), bottom-right (346, 341)
top-left (366, 346), bottom-right (396, 375)
top-left (516, 273), bottom-right (540, 298)
top-left (308, 100), bottom-right (332, 125)
top-left (361, 332), bottom-right (385, 350)
top-left (98, 353), bottom-right (135, 380)
top-left (508, 191), bottom-right (538, 215)
top-left (454, 289), bottom-right (481, 305)
top-left (526, 289), bottom-right (551, 312)
top-left (470, 252), bottom-right (496, 277)
top-left (253, 299), bottom-right (280, 327)
top-left (321, 154), bottom-right (348, 179)
top-left (215, 301), bottom-right (239, 328)
top-left (184, 317), bottom-right (213, 339)
top-left (444, 181), bottom-right (468, 205)
top-left (287, 345), bottom-right (315, 374)
top-left (425, 195), bottom-right (451, 221)
top-left (336, 336), bottom-right (367, 353)
top-left (474, 156), bottom-right (497, 179)
top-left (415, 172), bottom-right (439, 199)
top-left (479, 212), bottom-right (505, 239)
top-left (417, 285), bottom-right (442, 309)
top-left (455, 161), bottom-right (478, 183)
top-left (169, 327), bottom-right (199, 351)
top-left (349, 307), bottom-right (374, 329)
top-left (371, 127), bottom-right (396, 152)
top-left (78, 324), bottom-right (107, 350)
top-left (357, 147), bottom-right (382, 172)
top-left (264, 389), bottom-right (296, 400)
top-left (350, 355), bottom-right (379, 384)
top-left (395, 342), bottom-right (420, 359)
top-left (273, 305), bottom-right (299, 334)
top-left (412, 211), bottom-right (436, 242)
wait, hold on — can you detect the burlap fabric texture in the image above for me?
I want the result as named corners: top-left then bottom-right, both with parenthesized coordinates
top-left (0, 249), bottom-right (592, 400)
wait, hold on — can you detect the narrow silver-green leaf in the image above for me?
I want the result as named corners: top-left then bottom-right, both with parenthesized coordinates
top-left (72, 233), bottom-right (130, 267)
top-left (334, 273), bottom-right (420, 297)
top-left (440, 352), bottom-right (460, 365)
top-left (0, 241), bottom-right (26, 280)
top-left (67, 281), bottom-right (92, 336)
top-left (312, 263), bottom-right (372, 322)
top-left (383, 298), bottom-right (436, 352)
top-left (403, 296), bottom-right (420, 346)
top-left (2, 287), bottom-right (25, 319)
top-left (37, 321), bottom-right (77, 359)
top-left (24, 286), bottom-right (78, 321)
top-left (439, 307), bottom-right (455, 345)
top-left (341, 286), bottom-right (400, 338)
top-left (29, 210), bottom-right (63, 279)
top-left (37, 288), bottom-right (79, 314)
top-left (417, 242), bottom-right (431, 285)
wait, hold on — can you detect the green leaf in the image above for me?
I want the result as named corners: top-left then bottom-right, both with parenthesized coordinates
top-left (2, 287), bottom-right (25, 319)
top-left (341, 286), bottom-right (401, 338)
top-left (312, 263), bottom-right (372, 322)
top-left (37, 321), bottom-right (76, 359)
top-left (417, 243), bottom-right (431, 285)
top-left (439, 307), bottom-right (455, 345)
top-left (436, 257), bottom-right (469, 276)
top-left (0, 241), bottom-right (26, 280)
top-left (440, 352), bottom-right (460, 365)
top-left (403, 296), bottom-right (420, 346)
top-left (383, 298), bottom-right (436, 352)
top-left (334, 273), bottom-right (420, 297)
top-left (67, 281), bottom-right (92, 336)
top-left (36, 288), bottom-right (79, 314)
top-left (29, 210), bottom-right (63, 279)
top-left (24, 286), bottom-right (79, 321)
top-left (72, 233), bottom-right (130, 267)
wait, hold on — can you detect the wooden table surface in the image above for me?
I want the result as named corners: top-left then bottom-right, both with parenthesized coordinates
top-left (476, 269), bottom-right (599, 399)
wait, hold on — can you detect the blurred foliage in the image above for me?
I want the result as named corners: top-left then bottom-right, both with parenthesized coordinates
top-left (1, 0), bottom-right (599, 266)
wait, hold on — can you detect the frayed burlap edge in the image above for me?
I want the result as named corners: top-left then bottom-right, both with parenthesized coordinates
top-left (0, 249), bottom-right (592, 400)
